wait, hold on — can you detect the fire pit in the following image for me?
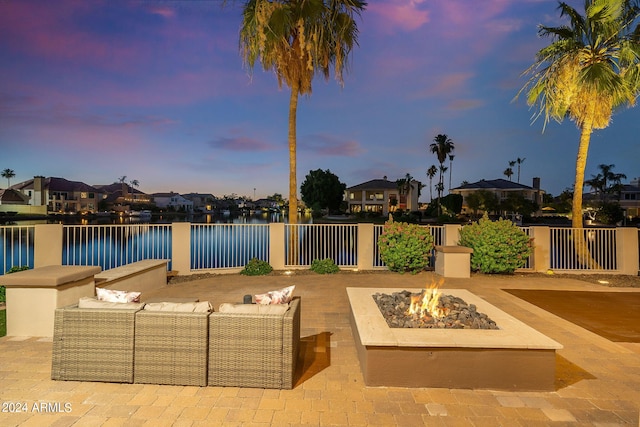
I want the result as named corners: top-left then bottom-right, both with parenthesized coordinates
top-left (348, 287), bottom-right (563, 391)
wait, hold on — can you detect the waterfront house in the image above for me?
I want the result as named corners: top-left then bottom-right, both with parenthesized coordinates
top-left (93, 182), bottom-right (154, 213)
top-left (182, 193), bottom-right (217, 213)
top-left (12, 176), bottom-right (103, 214)
top-left (619, 178), bottom-right (640, 219)
top-left (151, 192), bottom-right (194, 213)
top-left (450, 178), bottom-right (545, 215)
top-left (345, 177), bottom-right (421, 216)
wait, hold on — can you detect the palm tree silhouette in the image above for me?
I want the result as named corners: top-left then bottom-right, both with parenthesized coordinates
top-left (239, 0), bottom-right (366, 225)
top-left (2, 169), bottom-right (16, 188)
top-left (518, 0), bottom-right (640, 228)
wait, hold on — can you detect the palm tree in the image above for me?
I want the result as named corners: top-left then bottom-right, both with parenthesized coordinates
top-left (130, 179), bottom-right (140, 202)
top-left (430, 134), bottom-right (454, 214)
top-left (2, 168), bottom-right (15, 188)
top-left (597, 163), bottom-right (627, 199)
top-left (585, 173), bottom-right (605, 199)
top-left (118, 176), bottom-right (128, 201)
top-left (239, 0), bottom-right (366, 225)
top-left (504, 167), bottom-right (514, 181)
top-left (426, 165), bottom-right (438, 201)
top-left (518, 0), bottom-right (640, 228)
top-left (516, 157), bottom-right (526, 183)
top-left (448, 154), bottom-right (455, 192)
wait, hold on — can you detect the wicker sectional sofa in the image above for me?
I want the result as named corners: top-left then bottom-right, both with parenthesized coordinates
top-left (51, 297), bottom-right (301, 389)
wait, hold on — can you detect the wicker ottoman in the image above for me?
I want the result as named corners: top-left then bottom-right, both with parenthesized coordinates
top-left (134, 310), bottom-right (210, 386)
top-left (208, 297), bottom-right (300, 389)
top-left (52, 304), bottom-right (141, 383)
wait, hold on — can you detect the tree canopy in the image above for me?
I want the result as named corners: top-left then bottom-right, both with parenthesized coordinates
top-left (300, 168), bottom-right (346, 213)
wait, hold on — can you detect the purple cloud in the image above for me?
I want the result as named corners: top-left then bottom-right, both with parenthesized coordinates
top-left (300, 134), bottom-right (365, 157)
top-left (209, 136), bottom-right (274, 152)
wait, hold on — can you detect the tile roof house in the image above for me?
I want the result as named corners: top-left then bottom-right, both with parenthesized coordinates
top-left (345, 177), bottom-right (421, 217)
top-left (151, 192), bottom-right (194, 212)
top-left (619, 180), bottom-right (640, 218)
top-left (450, 178), bottom-right (545, 215)
top-left (12, 176), bottom-right (103, 213)
top-left (93, 182), bottom-right (153, 212)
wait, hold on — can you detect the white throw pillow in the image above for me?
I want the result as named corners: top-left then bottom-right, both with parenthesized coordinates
top-left (254, 285), bottom-right (295, 305)
top-left (96, 287), bottom-right (141, 303)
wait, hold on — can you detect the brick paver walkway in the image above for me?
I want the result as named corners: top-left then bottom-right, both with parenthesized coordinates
top-left (1, 271), bottom-right (639, 426)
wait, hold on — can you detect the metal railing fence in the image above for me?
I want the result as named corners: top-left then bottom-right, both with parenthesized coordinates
top-left (191, 224), bottom-right (269, 270)
top-left (0, 223), bottom-right (630, 274)
top-left (549, 227), bottom-right (617, 271)
top-left (285, 224), bottom-right (358, 267)
top-left (0, 225), bottom-right (35, 275)
top-left (519, 227), bottom-right (532, 269)
top-left (62, 224), bottom-right (172, 270)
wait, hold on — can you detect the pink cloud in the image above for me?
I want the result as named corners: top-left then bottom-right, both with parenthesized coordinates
top-left (300, 134), bottom-right (365, 157)
top-left (368, 0), bottom-right (430, 33)
top-left (149, 6), bottom-right (175, 19)
top-left (446, 99), bottom-right (484, 111)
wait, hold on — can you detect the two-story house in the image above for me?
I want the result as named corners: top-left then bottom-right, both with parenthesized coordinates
top-left (619, 177), bottom-right (640, 218)
top-left (182, 193), bottom-right (217, 213)
top-left (450, 178), bottom-right (545, 215)
top-left (345, 177), bottom-right (421, 217)
top-left (151, 192), bottom-right (194, 212)
top-left (12, 176), bottom-right (103, 214)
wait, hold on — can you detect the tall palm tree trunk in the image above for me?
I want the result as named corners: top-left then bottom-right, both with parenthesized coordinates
top-left (572, 117), bottom-right (602, 269)
top-left (288, 84), bottom-right (299, 225)
top-left (572, 123), bottom-right (592, 229)
top-left (288, 82), bottom-right (300, 265)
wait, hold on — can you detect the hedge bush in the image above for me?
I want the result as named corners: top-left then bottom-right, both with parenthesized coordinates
top-left (377, 220), bottom-right (434, 274)
top-left (458, 214), bottom-right (532, 274)
top-left (310, 258), bottom-right (340, 274)
top-left (240, 258), bottom-right (273, 276)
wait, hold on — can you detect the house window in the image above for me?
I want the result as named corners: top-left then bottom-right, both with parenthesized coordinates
top-left (81, 192), bottom-right (88, 199)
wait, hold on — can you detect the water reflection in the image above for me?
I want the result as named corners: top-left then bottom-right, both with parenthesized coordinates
top-left (10, 211), bottom-right (314, 226)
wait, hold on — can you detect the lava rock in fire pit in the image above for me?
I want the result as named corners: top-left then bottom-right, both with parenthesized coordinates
top-left (372, 290), bottom-right (499, 329)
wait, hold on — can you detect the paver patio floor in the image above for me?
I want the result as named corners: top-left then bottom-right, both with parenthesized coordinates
top-left (1, 271), bottom-right (639, 426)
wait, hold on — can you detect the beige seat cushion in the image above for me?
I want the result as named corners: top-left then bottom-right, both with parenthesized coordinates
top-left (218, 303), bottom-right (289, 315)
top-left (143, 301), bottom-right (212, 313)
top-left (78, 297), bottom-right (145, 310)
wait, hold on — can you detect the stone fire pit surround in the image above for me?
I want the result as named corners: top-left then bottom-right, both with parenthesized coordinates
top-left (348, 287), bottom-right (563, 391)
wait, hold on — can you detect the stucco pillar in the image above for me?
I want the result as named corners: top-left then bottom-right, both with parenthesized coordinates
top-left (357, 223), bottom-right (374, 271)
top-left (443, 224), bottom-right (462, 246)
top-left (528, 226), bottom-right (550, 273)
top-left (34, 224), bottom-right (63, 268)
top-left (616, 227), bottom-right (639, 275)
top-left (269, 223), bottom-right (286, 270)
top-left (171, 222), bottom-right (191, 275)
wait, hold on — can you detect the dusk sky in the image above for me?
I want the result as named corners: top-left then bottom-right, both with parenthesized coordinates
top-left (1, 0), bottom-right (638, 202)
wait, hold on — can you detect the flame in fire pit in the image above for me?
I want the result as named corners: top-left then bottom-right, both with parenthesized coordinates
top-left (408, 279), bottom-right (448, 320)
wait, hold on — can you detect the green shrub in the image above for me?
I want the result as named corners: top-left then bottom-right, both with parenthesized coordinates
top-left (0, 286), bottom-right (4, 304)
top-left (458, 214), bottom-right (532, 274)
top-left (6, 265), bottom-right (29, 274)
top-left (240, 258), bottom-right (273, 276)
top-left (377, 220), bottom-right (434, 274)
top-left (310, 258), bottom-right (340, 274)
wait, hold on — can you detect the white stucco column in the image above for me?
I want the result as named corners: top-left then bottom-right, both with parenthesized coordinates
top-left (34, 224), bottom-right (63, 267)
top-left (171, 222), bottom-right (191, 275)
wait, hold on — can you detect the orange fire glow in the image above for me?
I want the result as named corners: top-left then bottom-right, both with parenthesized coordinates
top-left (408, 279), bottom-right (448, 320)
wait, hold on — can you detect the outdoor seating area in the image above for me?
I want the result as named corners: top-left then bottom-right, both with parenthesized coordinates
top-left (51, 297), bottom-right (300, 389)
top-left (1, 271), bottom-right (639, 426)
